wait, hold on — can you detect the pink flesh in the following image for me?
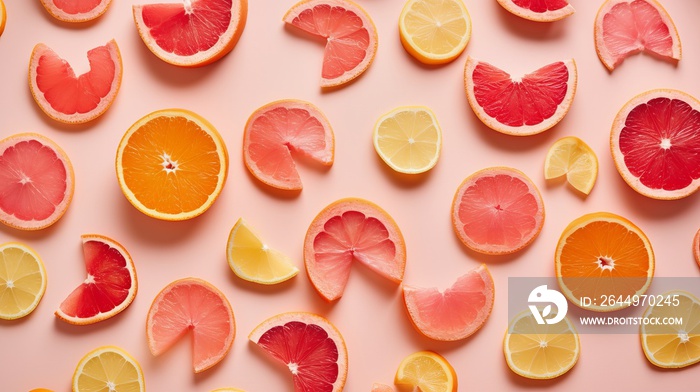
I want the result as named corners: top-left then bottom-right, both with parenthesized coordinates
top-left (472, 61), bottom-right (568, 127)
top-left (51, 0), bottom-right (102, 14)
top-left (257, 321), bottom-right (339, 392)
top-left (619, 97), bottom-right (700, 191)
top-left (512, 0), bottom-right (569, 13)
top-left (140, 0), bottom-right (232, 56)
top-left (603, 0), bottom-right (675, 61)
top-left (0, 140), bottom-right (67, 221)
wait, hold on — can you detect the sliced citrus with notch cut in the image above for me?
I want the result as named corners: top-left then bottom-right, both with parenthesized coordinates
top-left (72, 346), bottom-right (145, 392)
top-left (284, 0), bottom-right (378, 88)
top-left (544, 136), bottom-right (598, 195)
top-left (40, 0), bottom-right (113, 23)
top-left (496, 0), bottom-right (574, 22)
top-left (249, 312), bottom-right (348, 392)
top-left (0, 0), bottom-right (6, 36)
top-left (373, 106), bottom-right (442, 174)
top-left (0, 242), bottom-right (47, 320)
top-left (395, 351), bottom-right (457, 392)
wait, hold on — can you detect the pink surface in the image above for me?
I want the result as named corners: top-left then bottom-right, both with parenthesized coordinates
top-left (1, 0), bottom-right (700, 391)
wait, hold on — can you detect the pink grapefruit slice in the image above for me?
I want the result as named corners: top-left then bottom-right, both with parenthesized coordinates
top-left (40, 0), bottom-right (113, 23)
top-left (496, 0), bottom-right (575, 22)
top-left (304, 198), bottom-right (406, 301)
top-left (594, 0), bottom-right (681, 71)
top-left (55, 234), bottom-right (137, 325)
top-left (283, 0), bottom-right (378, 88)
top-left (146, 278), bottom-right (235, 373)
top-left (249, 312), bottom-right (348, 392)
top-left (464, 57), bottom-right (577, 136)
top-left (611, 89), bottom-right (700, 200)
top-left (29, 40), bottom-right (122, 124)
top-left (0, 133), bottom-right (74, 231)
top-left (243, 99), bottom-right (334, 191)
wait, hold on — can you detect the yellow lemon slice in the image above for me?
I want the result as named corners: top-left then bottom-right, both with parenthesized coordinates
top-left (0, 242), bottom-right (47, 320)
top-left (395, 350), bottom-right (457, 392)
top-left (544, 136), bottom-right (598, 195)
top-left (72, 346), bottom-right (145, 392)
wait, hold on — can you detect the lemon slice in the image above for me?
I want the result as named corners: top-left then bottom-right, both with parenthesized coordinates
top-left (72, 346), bottom-right (145, 392)
top-left (227, 218), bottom-right (299, 285)
top-left (395, 350), bottom-right (457, 392)
top-left (374, 106), bottom-right (442, 174)
top-left (544, 136), bottom-right (598, 195)
top-left (0, 242), bottom-right (47, 320)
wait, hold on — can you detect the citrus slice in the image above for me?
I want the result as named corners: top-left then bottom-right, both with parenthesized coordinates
top-left (403, 264), bottom-right (494, 341)
top-left (694, 228), bottom-right (700, 268)
top-left (133, 0), bottom-right (248, 67)
top-left (594, 0), bottom-right (681, 71)
top-left (544, 136), bottom-right (598, 195)
top-left (29, 389), bottom-right (53, 392)
top-left (496, 0), bottom-right (574, 22)
top-left (55, 234), bottom-right (137, 325)
top-left (556, 212), bottom-right (654, 312)
top-left (29, 40), bottom-right (122, 124)
top-left (0, 0), bottom-right (6, 37)
top-left (0, 133), bottom-right (74, 231)
top-left (504, 310), bottom-right (580, 379)
top-left (611, 89), bottom-right (700, 200)
top-left (0, 242), bottom-right (47, 320)
top-left (304, 198), bottom-right (406, 301)
top-left (394, 351), bottom-right (457, 392)
top-left (226, 218), bottom-right (299, 285)
top-left (116, 109), bottom-right (228, 221)
top-left (147, 278), bottom-right (235, 373)
top-left (211, 389), bottom-right (245, 392)
top-left (452, 167), bottom-right (544, 255)
top-left (283, 0), bottom-right (378, 88)
top-left (72, 346), bottom-right (145, 392)
top-left (40, 0), bottom-right (113, 23)
top-left (249, 312), bottom-right (348, 392)
top-left (372, 383), bottom-right (394, 392)
top-left (641, 291), bottom-right (700, 368)
top-left (398, 0), bottom-right (471, 65)
top-left (373, 106), bottom-right (442, 174)
top-left (243, 99), bottom-right (334, 191)
top-left (464, 57), bottom-right (577, 136)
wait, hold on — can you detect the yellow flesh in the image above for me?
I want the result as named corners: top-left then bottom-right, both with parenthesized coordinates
top-left (74, 349), bottom-right (144, 392)
top-left (544, 136), bottom-right (598, 194)
top-left (395, 351), bottom-right (455, 392)
top-left (0, 244), bottom-right (46, 319)
top-left (642, 292), bottom-right (700, 367)
top-left (374, 107), bottom-right (441, 174)
top-left (400, 0), bottom-right (471, 61)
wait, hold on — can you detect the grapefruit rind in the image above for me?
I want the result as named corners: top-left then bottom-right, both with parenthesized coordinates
top-left (72, 346), bottom-right (145, 392)
top-left (0, 242), bottom-right (47, 320)
top-left (40, 0), bottom-right (113, 23)
top-left (495, 0), bottom-right (574, 22)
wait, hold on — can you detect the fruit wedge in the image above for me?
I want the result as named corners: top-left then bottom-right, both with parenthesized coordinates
top-left (40, 0), bottom-right (113, 23)
top-left (72, 346), bottom-right (145, 392)
top-left (0, 242), bottom-right (47, 320)
top-left (496, 0), bottom-right (574, 22)
top-left (544, 136), bottom-right (598, 195)
top-left (395, 351), bottom-right (457, 392)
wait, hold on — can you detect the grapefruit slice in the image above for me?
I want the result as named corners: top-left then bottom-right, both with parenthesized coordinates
top-left (40, 0), bottom-right (113, 23)
top-left (0, 133), bottom-right (75, 231)
top-left (403, 264), bottom-right (494, 341)
top-left (249, 312), bottom-right (348, 392)
top-left (0, 242), bottom-right (47, 320)
top-left (452, 167), bottom-right (545, 255)
top-left (283, 0), bottom-right (378, 88)
top-left (611, 89), bottom-right (700, 200)
top-left (55, 234), bottom-right (137, 325)
top-left (594, 0), bottom-right (681, 71)
top-left (395, 351), bottom-right (457, 392)
top-left (694, 228), bottom-right (700, 268)
top-left (147, 278), bottom-right (235, 373)
top-left (544, 136), bottom-right (599, 195)
top-left (496, 0), bottom-right (574, 22)
top-left (464, 57), bottom-right (577, 136)
top-left (72, 346), bottom-right (145, 392)
top-left (304, 198), bottom-right (406, 301)
top-left (243, 99), bottom-right (334, 191)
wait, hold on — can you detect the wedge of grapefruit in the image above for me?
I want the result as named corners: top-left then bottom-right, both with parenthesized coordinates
top-left (284, 0), bottom-right (378, 88)
top-left (29, 40), bottom-right (122, 124)
top-left (496, 0), bottom-right (574, 22)
top-left (0, 133), bottom-right (74, 231)
top-left (611, 89), bottom-right (700, 200)
top-left (40, 0), bottom-right (113, 23)
top-left (133, 0), bottom-right (248, 67)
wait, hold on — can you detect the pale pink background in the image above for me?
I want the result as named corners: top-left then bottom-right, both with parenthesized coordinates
top-left (1, 0), bottom-right (700, 391)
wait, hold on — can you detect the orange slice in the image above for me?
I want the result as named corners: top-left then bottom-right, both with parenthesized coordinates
top-left (40, 0), bottom-right (113, 23)
top-left (0, 242), bottom-right (47, 320)
top-left (395, 351), bottom-right (457, 392)
top-left (72, 346), bottom-right (145, 392)
top-left (694, 228), bottom-right (700, 268)
top-left (0, 0), bottom-right (6, 36)
top-left (496, 0), bottom-right (574, 22)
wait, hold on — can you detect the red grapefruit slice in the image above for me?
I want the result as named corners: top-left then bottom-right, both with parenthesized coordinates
top-left (304, 198), bottom-right (406, 301)
top-left (496, 0), bottom-right (574, 22)
top-left (0, 133), bottom-right (74, 231)
top-left (249, 312), bottom-right (348, 392)
top-left (283, 0), bottom-right (378, 88)
top-left (133, 0), bottom-right (248, 67)
top-left (611, 89), bottom-right (700, 200)
top-left (40, 0), bottom-right (113, 23)
top-left (29, 40), bottom-right (122, 124)
top-left (464, 57), bottom-right (577, 136)
top-left (55, 234), bottom-right (137, 325)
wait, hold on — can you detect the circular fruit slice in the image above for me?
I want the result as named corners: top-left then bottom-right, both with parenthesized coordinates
top-left (0, 242), bottom-right (47, 320)
top-left (694, 228), bottom-right (700, 268)
top-left (284, 0), bottom-right (378, 88)
top-left (249, 312), bottom-right (348, 392)
top-left (29, 40), bottom-right (122, 124)
top-left (0, 133), bottom-right (74, 231)
top-left (399, 0), bottom-right (471, 65)
top-left (133, 0), bottom-right (248, 67)
top-left (373, 106), bottom-right (442, 174)
top-left (464, 57), bottom-right (577, 136)
top-left (55, 234), bottom-right (137, 325)
top-left (504, 309), bottom-right (580, 379)
top-left (452, 167), bottom-right (544, 255)
top-left (40, 0), bottom-right (113, 23)
top-left (243, 99), bottom-right (334, 190)
top-left (147, 278), bottom-right (235, 373)
top-left (403, 264), bottom-right (494, 341)
top-left (544, 136), bottom-right (598, 195)
top-left (395, 351), bottom-right (457, 392)
top-left (641, 290), bottom-right (700, 368)
top-left (594, 0), bottom-right (681, 71)
top-left (304, 198), bottom-right (406, 301)
top-left (556, 212), bottom-right (654, 312)
top-left (611, 89), bottom-right (700, 200)
top-left (116, 109), bottom-right (228, 221)
top-left (496, 0), bottom-right (574, 22)
top-left (72, 346), bottom-right (145, 392)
